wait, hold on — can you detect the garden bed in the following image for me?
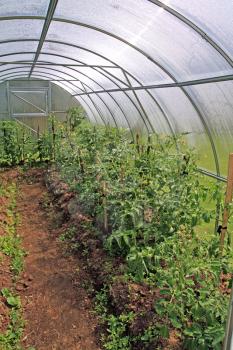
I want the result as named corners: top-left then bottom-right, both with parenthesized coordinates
top-left (46, 168), bottom-right (232, 350)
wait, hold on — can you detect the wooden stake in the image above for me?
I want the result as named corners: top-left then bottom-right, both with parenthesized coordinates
top-left (136, 133), bottom-right (140, 154)
top-left (102, 180), bottom-right (108, 234)
top-left (220, 153), bottom-right (233, 253)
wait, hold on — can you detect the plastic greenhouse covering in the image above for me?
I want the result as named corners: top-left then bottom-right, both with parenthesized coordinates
top-left (0, 0), bottom-right (232, 177)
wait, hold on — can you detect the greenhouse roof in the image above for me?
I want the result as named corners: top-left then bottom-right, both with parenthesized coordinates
top-left (0, 0), bottom-right (233, 176)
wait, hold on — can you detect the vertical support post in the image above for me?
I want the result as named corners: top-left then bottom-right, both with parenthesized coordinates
top-left (220, 153), bottom-right (233, 252)
top-left (136, 133), bottom-right (140, 154)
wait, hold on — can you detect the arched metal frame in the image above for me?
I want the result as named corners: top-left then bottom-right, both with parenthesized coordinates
top-left (1, 65), bottom-right (146, 139)
top-left (0, 47), bottom-right (174, 135)
top-left (0, 63), bottom-right (138, 131)
top-left (0, 64), bottom-right (149, 135)
top-left (0, 2), bottom-right (232, 175)
top-left (1, 71), bottom-right (100, 125)
top-left (147, 0), bottom-right (233, 68)
top-left (0, 66), bottom-right (115, 126)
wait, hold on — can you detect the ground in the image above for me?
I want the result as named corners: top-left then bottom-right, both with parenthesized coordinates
top-left (2, 167), bottom-right (227, 350)
top-left (0, 168), bottom-right (101, 350)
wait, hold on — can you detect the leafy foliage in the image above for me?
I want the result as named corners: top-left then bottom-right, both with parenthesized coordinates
top-left (0, 118), bottom-right (62, 167)
top-left (0, 183), bottom-right (25, 275)
top-left (0, 183), bottom-right (27, 350)
top-left (54, 116), bottom-right (231, 349)
top-left (150, 233), bottom-right (231, 349)
top-left (1, 109), bottom-right (232, 349)
top-left (0, 288), bottom-right (24, 350)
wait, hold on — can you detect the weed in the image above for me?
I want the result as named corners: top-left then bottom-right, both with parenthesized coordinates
top-left (95, 287), bottom-right (134, 350)
top-left (0, 182), bottom-right (29, 349)
top-left (59, 226), bottom-right (76, 242)
top-left (0, 289), bottom-right (24, 350)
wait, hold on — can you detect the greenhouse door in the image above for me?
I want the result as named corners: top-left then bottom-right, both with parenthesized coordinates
top-left (9, 87), bottom-right (50, 118)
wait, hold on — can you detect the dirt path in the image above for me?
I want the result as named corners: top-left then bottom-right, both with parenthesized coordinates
top-left (16, 171), bottom-right (101, 350)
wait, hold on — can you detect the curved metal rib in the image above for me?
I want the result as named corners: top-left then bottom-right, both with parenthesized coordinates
top-left (0, 51), bottom-right (152, 133)
top-left (1, 71), bottom-right (103, 125)
top-left (2, 68), bottom-right (109, 125)
top-left (147, 0), bottom-right (233, 68)
top-left (0, 64), bottom-right (119, 128)
top-left (29, 0), bottom-right (58, 77)
top-left (0, 44), bottom-right (179, 138)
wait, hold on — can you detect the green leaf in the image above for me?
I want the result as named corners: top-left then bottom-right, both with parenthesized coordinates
top-left (171, 317), bottom-right (182, 329)
top-left (160, 289), bottom-right (170, 296)
top-left (159, 325), bottom-right (169, 338)
top-left (6, 296), bottom-right (20, 308)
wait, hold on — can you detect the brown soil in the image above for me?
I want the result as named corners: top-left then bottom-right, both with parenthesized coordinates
top-left (15, 170), bottom-right (101, 350)
top-left (0, 254), bottom-right (11, 334)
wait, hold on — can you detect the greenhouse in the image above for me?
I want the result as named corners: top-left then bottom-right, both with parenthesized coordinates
top-left (0, 1), bottom-right (233, 349)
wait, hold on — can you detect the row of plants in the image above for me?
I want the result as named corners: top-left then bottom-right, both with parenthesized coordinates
top-left (50, 112), bottom-right (232, 349)
top-left (93, 234), bottom-right (231, 350)
top-left (0, 119), bottom-right (56, 167)
top-left (0, 180), bottom-right (31, 350)
top-left (0, 107), bottom-right (86, 167)
top-left (0, 109), bottom-right (232, 349)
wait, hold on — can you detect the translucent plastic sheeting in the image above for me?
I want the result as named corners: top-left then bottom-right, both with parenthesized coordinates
top-left (42, 42), bottom-right (115, 67)
top-left (46, 22), bottom-right (172, 85)
top-left (92, 92), bottom-right (130, 130)
top-left (185, 81), bottom-right (233, 175)
top-left (108, 91), bottom-right (149, 132)
top-left (54, 0), bottom-right (233, 80)
top-left (74, 97), bottom-right (97, 124)
top-left (51, 84), bottom-right (77, 112)
top-left (31, 72), bottom-right (85, 95)
top-left (150, 87), bottom-right (204, 134)
top-left (101, 68), bottom-right (129, 86)
top-left (186, 82), bottom-right (233, 137)
top-left (68, 67), bottom-right (122, 90)
top-left (34, 65), bottom-right (106, 91)
top-left (162, 0), bottom-right (233, 59)
top-left (0, 79), bottom-right (80, 129)
top-left (149, 87), bottom-right (217, 173)
top-left (0, 0), bottom-right (48, 17)
top-left (0, 41), bottom-right (38, 57)
top-left (93, 68), bottom-right (129, 89)
top-left (0, 20), bottom-right (44, 42)
top-left (0, 53), bottom-right (34, 62)
top-left (54, 80), bottom-right (78, 96)
top-left (77, 94), bottom-right (105, 125)
top-left (46, 78), bottom-right (85, 95)
top-left (0, 68), bottom-right (31, 79)
top-left (132, 90), bottom-right (174, 135)
top-left (90, 93), bottom-right (118, 127)
top-left (0, 74), bottom-right (30, 83)
top-left (38, 53), bottom-right (82, 65)
top-left (0, 64), bottom-right (31, 74)
top-left (94, 72), bottom-right (128, 90)
top-left (33, 67), bottom-right (85, 89)
top-left (184, 132), bottom-right (217, 175)
top-left (125, 90), bottom-right (153, 133)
